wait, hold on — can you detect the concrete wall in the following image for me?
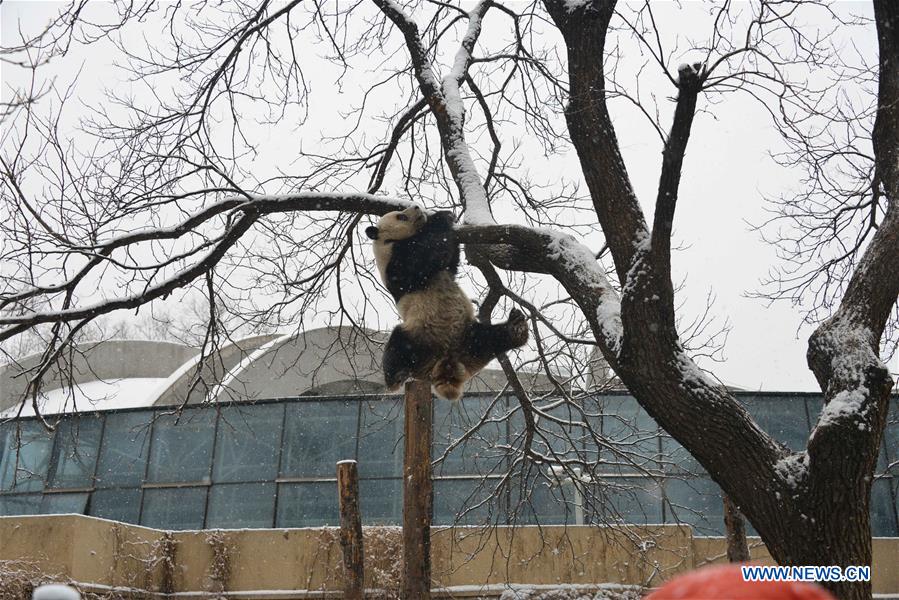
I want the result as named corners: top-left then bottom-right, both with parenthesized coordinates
top-left (1, 515), bottom-right (897, 598)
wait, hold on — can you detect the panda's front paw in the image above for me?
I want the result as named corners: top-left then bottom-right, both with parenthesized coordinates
top-left (385, 369), bottom-right (411, 391)
top-left (506, 308), bottom-right (529, 347)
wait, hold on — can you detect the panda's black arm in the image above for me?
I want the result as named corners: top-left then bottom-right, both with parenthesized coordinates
top-left (385, 212), bottom-right (460, 297)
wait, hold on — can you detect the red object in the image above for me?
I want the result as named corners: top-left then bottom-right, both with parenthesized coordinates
top-left (645, 564), bottom-right (836, 600)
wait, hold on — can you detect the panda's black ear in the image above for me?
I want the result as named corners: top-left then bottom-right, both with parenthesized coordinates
top-left (365, 226), bottom-right (380, 240)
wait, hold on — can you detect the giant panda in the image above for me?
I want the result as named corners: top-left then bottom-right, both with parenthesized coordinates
top-left (365, 204), bottom-right (528, 401)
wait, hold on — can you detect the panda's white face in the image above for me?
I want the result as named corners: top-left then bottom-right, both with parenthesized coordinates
top-left (366, 205), bottom-right (426, 285)
top-left (366, 205), bottom-right (426, 242)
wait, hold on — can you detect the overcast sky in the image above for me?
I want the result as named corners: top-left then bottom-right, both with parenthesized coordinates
top-left (1, 1), bottom-right (891, 392)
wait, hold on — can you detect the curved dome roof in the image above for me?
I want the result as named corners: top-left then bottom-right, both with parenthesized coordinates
top-left (150, 334), bottom-right (279, 406)
top-left (0, 339), bottom-right (199, 415)
top-left (1, 328), bottom-right (554, 416)
top-left (210, 327), bottom-right (386, 403)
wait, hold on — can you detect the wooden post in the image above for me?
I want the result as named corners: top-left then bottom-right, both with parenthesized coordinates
top-left (337, 460), bottom-right (365, 600)
top-left (402, 379), bottom-right (433, 600)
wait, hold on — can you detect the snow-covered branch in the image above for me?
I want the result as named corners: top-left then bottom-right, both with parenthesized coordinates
top-left (1, 193), bottom-right (410, 339)
top-left (373, 0), bottom-right (494, 224)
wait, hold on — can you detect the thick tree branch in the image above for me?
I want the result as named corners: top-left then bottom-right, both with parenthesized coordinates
top-left (1, 193), bottom-right (411, 337)
top-left (543, 0), bottom-right (649, 283)
top-left (650, 63), bottom-right (703, 300)
top-left (802, 0), bottom-right (898, 514)
top-left (544, 0), bottom-right (790, 557)
top-left (871, 0), bottom-right (899, 207)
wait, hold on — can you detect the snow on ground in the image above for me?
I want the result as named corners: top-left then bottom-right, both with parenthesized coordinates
top-left (0, 377), bottom-right (167, 418)
top-left (496, 583), bottom-right (644, 600)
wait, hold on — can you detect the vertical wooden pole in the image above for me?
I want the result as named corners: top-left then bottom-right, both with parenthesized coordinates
top-left (337, 460), bottom-right (365, 600)
top-left (402, 379), bottom-right (433, 600)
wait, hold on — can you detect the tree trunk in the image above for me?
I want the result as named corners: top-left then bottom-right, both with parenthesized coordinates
top-left (541, 2), bottom-right (898, 599)
top-left (402, 379), bottom-right (432, 600)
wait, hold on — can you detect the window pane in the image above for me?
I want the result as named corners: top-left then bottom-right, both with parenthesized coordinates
top-left (206, 483), bottom-right (276, 529)
top-left (0, 421), bottom-right (52, 492)
top-left (511, 478), bottom-right (574, 526)
top-left (358, 400), bottom-right (403, 478)
top-left (596, 476), bottom-right (663, 526)
top-left (434, 477), bottom-right (501, 526)
top-left (89, 488), bottom-right (142, 524)
top-left (599, 395), bottom-right (660, 473)
top-left (213, 405), bottom-right (283, 483)
top-left (48, 417), bottom-right (103, 489)
top-left (871, 477), bottom-right (898, 537)
top-left (0, 424), bottom-right (10, 473)
top-left (276, 482), bottom-right (338, 527)
top-left (743, 395), bottom-right (810, 452)
top-left (141, 487), bottom-right (207, 530)
top-left (360, 478), bottom-right (401, 525)
top-left (433, 396), bottom-right (507, 476)
top-left (40, 492), bottom-right (88, 515)
top-left (0, 494), bottom-right (41, 515)
top-left (282, 400), bottom-right (358, 478)
top-left (806, 397), bottom-right (824, 427)
top-left (883, 400), bottom-right (898, 475)
top-left (147, 409), bottom-right (215, 484)
top-left (660, 435), bottom-right (704, 477)
top-left (664, 477), bottom-right (724, 535)
top-left (509, 401), bottom-right (592, 469)
top-left (95, 411), bottom-right (152, 488)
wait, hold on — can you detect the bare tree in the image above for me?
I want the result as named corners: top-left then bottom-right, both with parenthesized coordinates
top-left (1, 1), bottom-right (896, 599)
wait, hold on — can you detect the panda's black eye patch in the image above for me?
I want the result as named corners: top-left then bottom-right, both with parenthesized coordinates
top-left (396, 214), bottom-right (409, 221)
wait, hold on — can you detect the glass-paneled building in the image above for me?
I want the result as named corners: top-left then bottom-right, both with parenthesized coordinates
top-left (0, 392), bottom-right (897, 536)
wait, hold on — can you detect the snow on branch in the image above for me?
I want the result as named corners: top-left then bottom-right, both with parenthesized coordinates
top-left (457, 224), bottom-right (622, 353)
top-left (810, 320), bottom-right (882, 435)
top-left (374, 0), bottom-right (494, 224)
top-left (544, 230), bottom-right (622, 354)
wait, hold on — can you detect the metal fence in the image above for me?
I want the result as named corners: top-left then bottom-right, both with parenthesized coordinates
top-left (0, 392), bottom-right (896, 536)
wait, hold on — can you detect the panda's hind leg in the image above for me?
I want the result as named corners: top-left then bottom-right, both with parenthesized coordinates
top-left (383, 326), bottom-right (437, 391)
top-left (500, 308), bottom-right (529, 350)
top-left (466, 308), bottom-right (529, 357)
